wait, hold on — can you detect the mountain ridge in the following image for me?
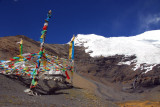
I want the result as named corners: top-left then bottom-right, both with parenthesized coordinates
top-left (0, 34), bottom-right (160, 106)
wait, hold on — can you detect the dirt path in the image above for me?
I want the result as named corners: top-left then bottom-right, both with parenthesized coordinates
top-left (76, 73), bottom-right (160, 107)
top-left (69, 72), bottom-right (119, 107)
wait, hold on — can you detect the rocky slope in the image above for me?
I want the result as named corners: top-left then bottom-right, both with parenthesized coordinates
top-left (0, 35), bottom-right (68, 60)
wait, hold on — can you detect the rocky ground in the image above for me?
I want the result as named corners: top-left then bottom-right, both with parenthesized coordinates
top-left (0, 73), bottom-right (118, 107)
top-left (0, 72), bottom-right (160, 107)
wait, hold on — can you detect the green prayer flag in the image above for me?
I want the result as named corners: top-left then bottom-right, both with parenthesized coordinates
top-left (32, 78), bottom-right (36, 85)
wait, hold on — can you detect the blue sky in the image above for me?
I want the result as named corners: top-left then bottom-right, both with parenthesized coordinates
top-left (0, 0), bottom-right (160, 44)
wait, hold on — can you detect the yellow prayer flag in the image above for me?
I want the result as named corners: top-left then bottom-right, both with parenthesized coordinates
top-left (69, 43), bottom-right (72, 59)
top-left (69, 35), bottom-right (75, 59)
top-left (43, 60), bottom-right (47, 67)
top-left (20, 39), bottom-right (23, 44)
top-left (71, 35), bottom-right (75, 42)
top-left (40, 34), bottom-right (44, 38)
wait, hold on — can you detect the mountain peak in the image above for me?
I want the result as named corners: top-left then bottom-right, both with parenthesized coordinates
top-left (75, 30), bottom-right (160, 72)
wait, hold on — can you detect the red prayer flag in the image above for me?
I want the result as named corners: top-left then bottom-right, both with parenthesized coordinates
top-left (65, 71), bottom-right (70, 79)
top-left (10, 58), bottom-right (16, 61)
top-left (43, 25), bottom-right (47, 30)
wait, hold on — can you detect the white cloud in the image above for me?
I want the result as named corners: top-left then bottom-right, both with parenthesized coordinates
top-left (146, 14), bottom-right (160, 25)
top-left (140, 13), bottom-right (160, 30)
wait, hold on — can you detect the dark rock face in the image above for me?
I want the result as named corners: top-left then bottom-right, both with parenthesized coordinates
top-left (0, 35), bottom-right (160, 89)
top-left (73, 46), bottom-right (160, 88)
top-left (135, 71), bottom-right (160, 88)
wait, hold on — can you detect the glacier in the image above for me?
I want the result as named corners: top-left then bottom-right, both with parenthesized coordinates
top-left (74, 30), bottom-right (160, 73)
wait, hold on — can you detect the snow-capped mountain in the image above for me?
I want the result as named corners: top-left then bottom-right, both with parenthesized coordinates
top-left (75, 30), bottom-right (160, 73)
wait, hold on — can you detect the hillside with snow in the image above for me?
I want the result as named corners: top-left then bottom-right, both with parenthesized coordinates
top-left (75, 30), bottom-right (160, 73)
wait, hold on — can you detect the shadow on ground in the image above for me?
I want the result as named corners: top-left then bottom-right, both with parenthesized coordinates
top-left (2, 74), bottom-right (80, 95)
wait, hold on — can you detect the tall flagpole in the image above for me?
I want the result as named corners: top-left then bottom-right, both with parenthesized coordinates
top-left (19, 38), bottom-right (23, 56)
top-left (69, 35), bottom-right (75, 84)
top-left (29, 10), bottom-right (52, 93)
